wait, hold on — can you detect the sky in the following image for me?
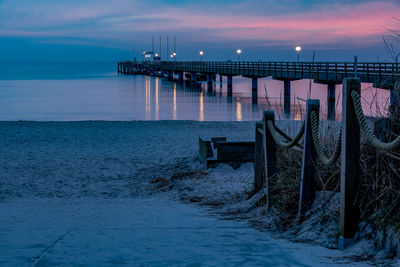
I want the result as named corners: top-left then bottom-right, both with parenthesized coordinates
top-left (0, 0), bottom-right (399, 62)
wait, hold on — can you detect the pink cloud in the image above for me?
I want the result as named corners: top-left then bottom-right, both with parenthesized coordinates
top-left (0, 0), bottom-right (398, 48)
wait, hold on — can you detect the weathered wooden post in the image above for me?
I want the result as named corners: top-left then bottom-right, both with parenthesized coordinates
top-left (298, 99), bottom-right (319, 217)
top-left (339, 77), bottom-right (361, 250)
top-left (262, 110), bottom-right (277, 208)
top-left (254, 122), bottom-right (264, 191)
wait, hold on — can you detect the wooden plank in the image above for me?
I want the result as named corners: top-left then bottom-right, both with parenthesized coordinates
top-left (211, 137), bottom-right (227, 149)
top-left (217, 142), bottom-right (255, 162)
top-left (198, 138), bottom-right (213, 166)
top-left (339, 77), bottom-right (361, 250)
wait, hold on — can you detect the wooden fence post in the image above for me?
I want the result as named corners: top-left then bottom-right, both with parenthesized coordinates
top-left (254, 122), bottom-right (264, 190)
top-left (263, 111), bottom-right (277, 208)
top-left (339, 77), bottom-right (361, 250)
top-left (298, 99), bottom-right (319, 218)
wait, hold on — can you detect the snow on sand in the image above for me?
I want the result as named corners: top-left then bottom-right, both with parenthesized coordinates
top-left (0, 121), bottom-right (371, 266)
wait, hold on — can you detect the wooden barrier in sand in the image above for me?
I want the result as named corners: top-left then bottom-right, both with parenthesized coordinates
top-left (253, 77), bottom-right (400, 250)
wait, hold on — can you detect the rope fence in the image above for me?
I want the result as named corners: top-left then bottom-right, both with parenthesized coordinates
top-left (253, 77), bottom-right (400, 251)
top-left (351, 90), bottom-right (400, 151)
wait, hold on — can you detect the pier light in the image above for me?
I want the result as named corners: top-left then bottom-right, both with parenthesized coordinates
top-left (236, 49), bottom-right (242, 61)
top-left (295, 46), bottom-right (302, 62)
top-left (199, 51), bottom-right (204, 61)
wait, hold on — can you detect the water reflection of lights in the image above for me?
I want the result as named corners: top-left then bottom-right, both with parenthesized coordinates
top-left (155, 77), bottom-right (159, 120)
top-left (294, 112), bottom-right (301, 121)
top-left (145, 76), bottom-right (151, 119)
top-left (199, 91), bottom-right (204, 121)
top-left (173, 83), bottom-right (177, 120)
top-left (236, 97), bottom-right (242, 121)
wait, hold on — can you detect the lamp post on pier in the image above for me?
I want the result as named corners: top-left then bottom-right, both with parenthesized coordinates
top-left (200, 51), bottom-right (204, 61)
top-left (236, 49), bottom-right (242, 61)
top-left (295, 46), bottom-right (302, 62)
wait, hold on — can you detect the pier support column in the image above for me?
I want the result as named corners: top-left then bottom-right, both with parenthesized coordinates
top-left (227, 76), bottom-right (233, 97)
top-left (327, 82), bottom-right (336, 120)
top-left (178, 72), bottom-right (184, 81)
top-left (191, 73), bottom-right (197, 86)
top-left (251, 77), bottom-right (258, 104)
top-left (168, 71), bottom-right (173, 81)
top-left (207, 74), bottom-right (213, 92)
top-left (390, 84), bottom-right (399, 110)
top-left (284, 79), bottom-right (291, 118)
top-left (220, 75), bottom-right (223, 89)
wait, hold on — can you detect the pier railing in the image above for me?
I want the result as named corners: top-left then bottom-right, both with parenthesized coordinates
top-left (254, 77), bottom-right (400, 250)
top-left (139, 60), bottom-right (399, 85)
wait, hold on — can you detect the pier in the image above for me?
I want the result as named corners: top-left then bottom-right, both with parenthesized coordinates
top-left (118, 60), bottom-right (399, 119)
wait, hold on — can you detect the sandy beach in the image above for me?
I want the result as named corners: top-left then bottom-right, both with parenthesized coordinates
top-left (0, 120), bottom-right (364, 266)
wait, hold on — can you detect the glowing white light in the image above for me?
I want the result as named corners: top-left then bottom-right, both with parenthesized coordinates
top-left (295, 46), bottom-right (302, 52)
top-left (236, 49), bottom-right (242, 55)
top-left (199, 51), bottom-right (204, 56)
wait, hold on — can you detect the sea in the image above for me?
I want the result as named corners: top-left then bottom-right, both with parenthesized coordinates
top-left (0, 61), bottom-right (390, 121)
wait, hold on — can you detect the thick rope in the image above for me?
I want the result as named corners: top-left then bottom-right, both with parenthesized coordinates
top-left (351, 90), bottom-right (400, 151)
top-left (274, 123), bottom-right (296, 142)
top-left (266, 120), bottom-right (305, 149)
top-left (310, 111), bottom-right (342, 166)
top-left (273, 122), bottom-right (305, 147)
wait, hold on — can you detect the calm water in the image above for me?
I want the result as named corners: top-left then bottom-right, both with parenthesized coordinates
top-left (0, 61), bottom-right (390, 121)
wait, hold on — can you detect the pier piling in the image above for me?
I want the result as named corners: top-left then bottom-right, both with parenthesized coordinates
top-left (327, 82), bottom-right (336, 120)
top-left (178, 72), bottom-right (184, 81)
top-left (191, 73), bottom-right (197, 85)
top-left (227, 76), bottom-right (233, 97)
top-left (284, 79), bottom-right (291, 118)
top-left (251, 77), bottom-right (258, 104)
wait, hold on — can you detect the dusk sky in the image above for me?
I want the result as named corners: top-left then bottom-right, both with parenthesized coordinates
top-left (1, 0), bottom-right (400, 61)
